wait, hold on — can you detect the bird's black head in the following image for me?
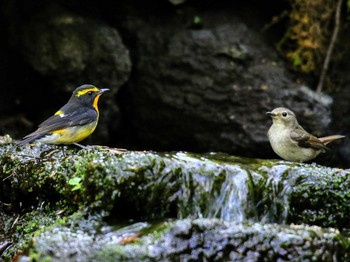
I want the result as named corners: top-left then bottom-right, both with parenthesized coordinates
top-left (70, 84), bottom-right (109, 110)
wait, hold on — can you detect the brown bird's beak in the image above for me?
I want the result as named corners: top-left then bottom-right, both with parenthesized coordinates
top-left (266, 111), bottom-right (276, 117)
top-left (98, 88), bottom-right (110, 94)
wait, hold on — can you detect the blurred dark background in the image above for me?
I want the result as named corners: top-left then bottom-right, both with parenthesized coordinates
top-left (1, 0), bottom-right (349, 168)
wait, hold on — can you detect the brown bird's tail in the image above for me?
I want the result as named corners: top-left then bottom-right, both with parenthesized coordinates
top-left (319, 135), bottom-right (345, 145)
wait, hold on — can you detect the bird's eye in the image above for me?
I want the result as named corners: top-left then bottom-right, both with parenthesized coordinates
top-left (282, 112), bottom-right (288, 117)
top-left (87, 91), bottom-right (93, 95)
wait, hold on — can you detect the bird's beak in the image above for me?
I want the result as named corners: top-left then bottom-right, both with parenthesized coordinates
top-left (266, 111), bottom-right (277, 117)
top-left (98, 88), bottom-right (110, 94)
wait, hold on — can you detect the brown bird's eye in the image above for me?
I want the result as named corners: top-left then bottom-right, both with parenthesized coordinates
top-left (282, 112), bottom-right (288, 117)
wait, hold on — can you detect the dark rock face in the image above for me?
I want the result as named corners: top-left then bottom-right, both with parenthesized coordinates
top-left (6, 2), bottom-right (131, 91)
top-left (329, 60), bottom-right (350, 167)
top-left (118, 10), bottom-right (333, 160)
top-left (2, 1), bottom-right (131, 144)
top-left (0, 0), bottom-right (346, 166)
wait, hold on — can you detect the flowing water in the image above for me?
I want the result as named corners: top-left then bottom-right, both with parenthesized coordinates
top-left (172, 152), bottom-right (293, 223)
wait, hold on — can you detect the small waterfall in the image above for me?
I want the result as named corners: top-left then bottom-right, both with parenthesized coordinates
top-left (172, 152), bottom-right (293, 224)
top-left (206, 166), bottom-right (248, 222)
top-left (258, 165), bottom-right (293, 224)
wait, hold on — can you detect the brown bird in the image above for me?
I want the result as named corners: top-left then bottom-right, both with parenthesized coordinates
top-left (266, 107), bottom-right (345, 162)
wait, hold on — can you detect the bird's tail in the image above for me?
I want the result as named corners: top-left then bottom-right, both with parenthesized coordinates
top-left (16, 133), bottom-right (45, 145)
top-left (319, 135), bottom-right (345, 145)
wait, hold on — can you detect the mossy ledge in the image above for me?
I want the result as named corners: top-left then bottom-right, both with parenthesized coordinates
top-left (1, 141), bottom-right (350, 260)
top-left (9, 218), bottom-right (350, 261)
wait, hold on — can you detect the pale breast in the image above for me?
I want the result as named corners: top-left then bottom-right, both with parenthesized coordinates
top-left (268, 125), bottom-right (320, 162)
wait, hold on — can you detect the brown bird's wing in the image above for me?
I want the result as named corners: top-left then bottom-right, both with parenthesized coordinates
top-left (290, 128), bottom-right (325, 150)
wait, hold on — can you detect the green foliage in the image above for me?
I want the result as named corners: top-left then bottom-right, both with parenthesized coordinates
top-left (68, 177), bottom-right (82, 191)
top-left (278, 0), bottom-right (337, 74)
top-left (193, 15), bottom-right (201, 24)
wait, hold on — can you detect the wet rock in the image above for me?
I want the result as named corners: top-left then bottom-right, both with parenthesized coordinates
top-left (7, 218), bottom-right (350, 261)
top-left (1, 143), bottom-right (350, 260)
top-left (153, 219), bottom-right (348, 261)
top-left (1, 143), bottom-right (350, 227)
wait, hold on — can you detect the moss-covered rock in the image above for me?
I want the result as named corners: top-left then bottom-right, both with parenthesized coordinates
top-left (1, 143), bottom-right (350, 224)
top-left (288, 166), bottom-right (350, 228)
top-left (11, 217), bottom-right (350, 261)
top-left (1, 142), bottom-right (350, 260)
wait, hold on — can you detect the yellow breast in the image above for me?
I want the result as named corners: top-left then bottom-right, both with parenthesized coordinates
top-left (40, 121), bottom-right (98, 144)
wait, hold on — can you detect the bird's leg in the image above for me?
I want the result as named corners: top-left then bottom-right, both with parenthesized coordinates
top-left (72, 142), bottom-right (87, 149)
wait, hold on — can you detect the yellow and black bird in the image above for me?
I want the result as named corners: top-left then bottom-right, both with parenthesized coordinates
top-left (17, 84), bottom-right (109, 147)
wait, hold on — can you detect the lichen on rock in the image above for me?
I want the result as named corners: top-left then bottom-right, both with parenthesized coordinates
top-left (1, 142), bottom-right (350, 260)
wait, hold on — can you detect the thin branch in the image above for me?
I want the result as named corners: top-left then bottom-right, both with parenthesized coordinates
top-left (316, 0), bottom-right (343, 93)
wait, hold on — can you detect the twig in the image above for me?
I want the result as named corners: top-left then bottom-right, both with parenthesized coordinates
top-left (316, 0), bottom-right (343, 93)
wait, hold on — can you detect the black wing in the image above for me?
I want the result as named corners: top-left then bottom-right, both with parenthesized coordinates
top-left (38, 107), bottom-right (97, 131)
top-left (17, 106), bottom-right (97, 144)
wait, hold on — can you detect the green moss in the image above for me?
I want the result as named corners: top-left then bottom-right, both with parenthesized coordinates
top-left (1, 209), bottom-right (57, 261)
top-left (289, 167), bottom-right (350, 228)
top-left (2, 141), bottom-right (350, 261)
top-left (1, 143), bottom-right (350, 226)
